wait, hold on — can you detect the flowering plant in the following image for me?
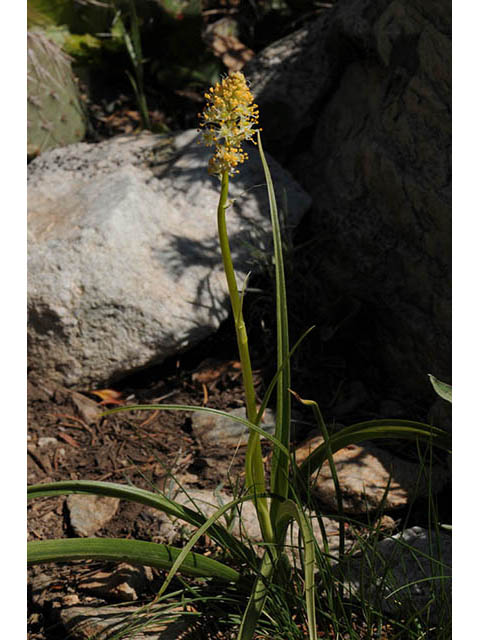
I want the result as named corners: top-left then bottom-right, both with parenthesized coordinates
top-left (27, 71), bottom-right (451, 639)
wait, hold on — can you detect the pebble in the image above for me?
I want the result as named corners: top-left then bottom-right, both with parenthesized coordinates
top-left (191, 407), bottom-right (276, 448)
top-left (66, 494), bottom-right (120, 537)
top-left (77, 563), bottom-right (153, 602)
top-left (37, 436), bottom-right (59, 448)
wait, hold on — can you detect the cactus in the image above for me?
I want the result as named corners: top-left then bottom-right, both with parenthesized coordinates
top-left (27, 30), bottom-right (87, 157)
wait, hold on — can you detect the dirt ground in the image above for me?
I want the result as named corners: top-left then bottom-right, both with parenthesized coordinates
top-left (27, 310), bottom-right (279, 640)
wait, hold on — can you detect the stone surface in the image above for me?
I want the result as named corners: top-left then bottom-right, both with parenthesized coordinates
top-left (246, 0), bottom-right (451, 408)
top-left (77, 563), bottom-right (153, 602)
top-left (191, 407), bottom-right (276, 448)
top-left (60, 604), bottom-right (190, 640)
top-left (148, 488), bottom-right (353, 561)
top-left (66, 494), bottom-right (120, 537)
top-left (28, 129), bottom-right (311, 387)
top-left (336, 526), bottom-right (452, 623)
top-left (37, 436), bottom-right (59, 448)
top-left (294, 435), bottom-right (447, 513)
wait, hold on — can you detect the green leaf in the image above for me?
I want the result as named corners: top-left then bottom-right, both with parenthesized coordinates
top-left (275, 500), bottom-right (316, 640)
top-left (27, 538), bottom-right (240, 583)
top-left (428, 374), bottom-right (452, 404)
top-left (237, 550), bottom-right (275, 640)
top-left (257, 132), bottom-right (291, 525)
top-left (27, 480), bottom-right (256, 565)
top-left (157, 493), bottom-right (265, 599)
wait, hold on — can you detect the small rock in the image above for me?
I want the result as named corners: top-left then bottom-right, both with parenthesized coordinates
top-left (67, 494), bottom-right (120, 537)
top-left (60, 604), bottom-right (191, 640)
top-left (192, 407), bottom-right (276, 448)
top-left (37, 436), bottom-right (59, 448)
top-left (374, 515), bottom-right (399, 534)
top-left (70, 390), bottom-right (102, 424)
top-left (294, 437), bottom-right (447, 513)
top-left (29, 571), bottom-right (57, 608)
top-left (147, 488), bottom-right (351, 561)
top-left (62, 594), bottom-right (81, 607)
top-left (335, 526), bottom-right (452, 623)
top-left (78, 563), bottom-right (152, 602)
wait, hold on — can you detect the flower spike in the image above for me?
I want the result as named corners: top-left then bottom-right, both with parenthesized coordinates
top-left (198, 71), bottom-right (260, 177)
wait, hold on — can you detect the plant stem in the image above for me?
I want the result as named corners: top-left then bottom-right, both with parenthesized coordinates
top-left (217, 170), bottom-right (274, 545)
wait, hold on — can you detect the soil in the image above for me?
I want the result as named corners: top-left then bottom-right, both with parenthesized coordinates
top-left (27, 316), bottom-right (261, 638)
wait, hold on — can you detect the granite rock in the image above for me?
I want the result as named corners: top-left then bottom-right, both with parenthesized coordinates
top-left (28, 130), bottom-right (310, 386)
top-left (246, 0), bottom-right (451, 408)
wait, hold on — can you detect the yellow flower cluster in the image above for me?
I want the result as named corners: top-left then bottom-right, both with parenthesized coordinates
top-left (198, 71), bottom-right (260, 177)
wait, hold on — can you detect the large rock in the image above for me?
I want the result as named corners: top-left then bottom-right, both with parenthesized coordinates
top-left (28, 130), bottom-right (311, 387)
top-left (246, 0), bottom-right (451, 409)
top-left (294, 435), bottom-right (447, 514)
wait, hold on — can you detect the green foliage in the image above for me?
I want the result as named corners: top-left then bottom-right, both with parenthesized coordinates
top-left (157, 0), bottom-right (202, 19)
top-left (29, 537), bottom-right (240, 582)
top-left (428, 374), bottom-right (452, 404)
top-left (28, 0), bottom-right (113, 34)
top-left (112, 0), bottom-right (152, 129)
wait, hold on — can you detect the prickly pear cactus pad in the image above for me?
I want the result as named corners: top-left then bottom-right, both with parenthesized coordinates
top-left (27, 30), bottom-right (86, 157)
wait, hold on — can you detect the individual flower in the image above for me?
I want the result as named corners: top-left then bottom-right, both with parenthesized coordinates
top-left (198, 71), bottom-right (260, 176)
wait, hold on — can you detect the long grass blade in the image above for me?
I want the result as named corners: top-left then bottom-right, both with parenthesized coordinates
top-left (296, 421), bottom-right (451, 489)
top-left (291, 391), bottom-right (345, 567)
top-left (157, 493), bottom-right (268, 599)
top-left (27, 480), bottom-right (256, 565)
top-left (237, 550), bottom-right (275, 640)
top-left (102, 404), bottom-right (290, 457)
top-left (255, 325), bottom-right (315, 427)
top-left (27, 538), bottom-right (240, 582)
top-left (257, 132), bottom-right (291, 524)
top-left (275, 500), bottom-right (316, 640)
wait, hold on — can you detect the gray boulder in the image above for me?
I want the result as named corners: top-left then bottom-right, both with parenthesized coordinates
top-left (245, 0), bottom-right (451, 407)
top-left (28, 130), bottom-right (311, 386)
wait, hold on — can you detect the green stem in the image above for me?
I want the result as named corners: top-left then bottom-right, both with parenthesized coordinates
top-left (217, 170), bottom-right (274, 545)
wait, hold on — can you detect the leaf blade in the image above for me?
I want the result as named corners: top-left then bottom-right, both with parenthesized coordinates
top-left (27, 538), bottom-right (240, 583)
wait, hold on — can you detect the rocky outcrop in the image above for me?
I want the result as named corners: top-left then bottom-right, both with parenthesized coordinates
top-left (28, 130), bottom-right (311, 387)
top-left (246, 0), bottom-right (451, 409)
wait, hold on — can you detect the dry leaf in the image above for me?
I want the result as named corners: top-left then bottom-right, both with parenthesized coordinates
top-left (192, 359), bottom-right (241, 384)
top-left (89, 389), bottom-right (125, 406)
